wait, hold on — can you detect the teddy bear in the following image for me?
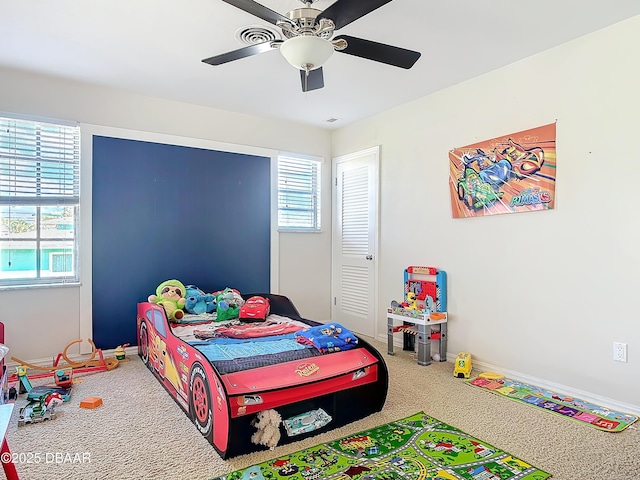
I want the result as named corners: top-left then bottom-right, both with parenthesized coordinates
top-left (148, 279), bottom-right (187, 322)
top-left (250, 409), bottom-right (281, 450)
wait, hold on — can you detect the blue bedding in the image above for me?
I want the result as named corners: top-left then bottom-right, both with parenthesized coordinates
top-left (190, 334), bottom-right (309, 361)
top-left (190, 333), bottom-right (322, 374)
top-left (188, 322), bottom-right (359, 374)
top-left (295, 323), bottom-right (358, 353)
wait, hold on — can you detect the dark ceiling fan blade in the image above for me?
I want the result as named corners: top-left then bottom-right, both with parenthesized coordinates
top-left (220, 0), bottom-right (294, 26)
top-left (334, 35), bottom-right (421, 69)
top-left (319, 0), bottom-right (394, 30)
top-left (300, 68), bottom-right (324, 92)
top-left (202, 40), bottom-right (282, 65)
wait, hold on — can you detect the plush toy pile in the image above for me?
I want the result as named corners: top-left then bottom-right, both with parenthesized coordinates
top-left (149, 280), bottom-right (247, 323)
top-left (250, 409), bottom-right (282, 449)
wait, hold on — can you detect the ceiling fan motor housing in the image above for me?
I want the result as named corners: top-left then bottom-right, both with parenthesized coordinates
top-left (279, 8), bottom-right (335, 39)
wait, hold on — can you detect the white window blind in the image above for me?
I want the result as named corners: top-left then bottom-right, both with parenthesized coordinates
top-left (0, 115), bottom-right (81, 287)
top-left (0, 118), bottom-right (80, 204)
top-left (277, 155), bottom-right (321, 231)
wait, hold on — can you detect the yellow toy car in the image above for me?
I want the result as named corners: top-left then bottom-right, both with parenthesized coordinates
top-left (453, 352), bottom-right (472, 378)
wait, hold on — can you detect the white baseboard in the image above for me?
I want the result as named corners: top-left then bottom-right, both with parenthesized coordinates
top-left (376, 333), bottom-right (640, 418)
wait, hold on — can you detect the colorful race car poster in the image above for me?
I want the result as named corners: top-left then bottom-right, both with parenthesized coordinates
top-left (449, 123), bottom-right (556, 218)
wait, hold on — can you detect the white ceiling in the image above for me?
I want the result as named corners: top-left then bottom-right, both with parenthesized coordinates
top-left (3, 1), bottom-right (640, 129)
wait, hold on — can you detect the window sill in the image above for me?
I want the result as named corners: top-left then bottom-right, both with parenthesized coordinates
top-left (0, 282), bottom-right (81, 292)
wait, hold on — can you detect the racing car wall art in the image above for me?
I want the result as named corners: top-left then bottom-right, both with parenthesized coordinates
top-left (449, 123), bottom-right (556, 218)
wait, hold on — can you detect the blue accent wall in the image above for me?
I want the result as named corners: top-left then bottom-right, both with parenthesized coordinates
top-left (92, 136), bottom-right (271, 348)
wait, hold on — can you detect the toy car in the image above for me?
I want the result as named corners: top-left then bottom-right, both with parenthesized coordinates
top-left (478, 159), bottom-right (513, 189)
top-left (238, 295), bottom-right (270, 322)
top-left (456, 168), bottom-right (504, 210)
top-left (18, 392), bottom-right (64, 426)
top-left (453, 352), bottom-right (473, 379)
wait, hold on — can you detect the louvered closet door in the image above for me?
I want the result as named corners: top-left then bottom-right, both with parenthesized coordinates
top-left (332, 147), bottom-right (379, 338)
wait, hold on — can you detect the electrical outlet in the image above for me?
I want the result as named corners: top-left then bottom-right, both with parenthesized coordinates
top-left (613, 342), bottom-right (627, 362)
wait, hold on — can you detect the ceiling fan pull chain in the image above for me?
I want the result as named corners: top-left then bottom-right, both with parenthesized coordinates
top-left (303, 65), bottom-right (310, 91)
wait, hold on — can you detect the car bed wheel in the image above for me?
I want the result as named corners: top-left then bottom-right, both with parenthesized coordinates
top-left (139, 322), bottom-right (149, 365)
top-left (190, 363), bottom-right (213, 439)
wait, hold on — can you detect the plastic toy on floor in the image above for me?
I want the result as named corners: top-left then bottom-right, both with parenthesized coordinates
top-left (18, 392), bottom-right (64, 426)
top-left (10, 337), bottom-right (121, 388)
top-left (17, 365), bottom-right (73, 402)
top-left (80, 397), bottom-right (103, 409)
top-left (55, 369), bottom-right (73, 388)
top-left (453, 352), bottom-right (472, 378)
top-left (114, 344), bottom-right (130, 361)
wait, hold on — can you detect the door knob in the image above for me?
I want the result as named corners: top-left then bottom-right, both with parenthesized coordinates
top-left (365, 255), bottom-right (373, 260)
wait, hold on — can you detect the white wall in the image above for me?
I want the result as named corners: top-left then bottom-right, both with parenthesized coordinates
top-left (332, 16), bottom-right (640, 410)
top-left (0, 68), bottom-right (333, 361)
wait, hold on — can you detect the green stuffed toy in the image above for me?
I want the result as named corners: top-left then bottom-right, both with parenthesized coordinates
top-left (148, 279), bottom-right (187, 322)
top-left (215, 287), bottom-right (243, 322)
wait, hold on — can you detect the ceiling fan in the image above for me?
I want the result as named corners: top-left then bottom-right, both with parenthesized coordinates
top-left (202, 0), bottom-right (421, 92)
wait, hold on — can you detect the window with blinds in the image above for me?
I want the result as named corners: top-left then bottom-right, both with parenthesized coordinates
top-left (0, 115), bottom-right (81, 287)
top-left (277, 155), bottom-right (321, 232)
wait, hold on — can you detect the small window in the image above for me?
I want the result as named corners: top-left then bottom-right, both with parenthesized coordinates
top-left (277, 155), bottom-right (321, 232)
top-left (153, 309), bottom-right (167, 337)
top-left (0, 115), bottom-right (81, 287)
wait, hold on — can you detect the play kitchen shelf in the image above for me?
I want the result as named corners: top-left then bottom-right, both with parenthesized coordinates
top-left (387, 266), bottom-right (448, 366)
top-left (387, 310), bottom-right (447, 366)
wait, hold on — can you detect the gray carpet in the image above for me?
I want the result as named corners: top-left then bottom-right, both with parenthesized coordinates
top-left (6, 340), bottom-right (638, 480)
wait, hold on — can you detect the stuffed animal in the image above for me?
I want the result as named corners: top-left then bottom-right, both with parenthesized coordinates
top-left (148, 279), bottom-right (187, 322)
top-left (250, 409), bottom-right (281, 449)
top-left (214, 287), bottom-right (244, 322)
top-left (184, 285), bottom-right (216, 315)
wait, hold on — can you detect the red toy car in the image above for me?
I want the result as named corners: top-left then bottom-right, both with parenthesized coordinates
top-left (239, 296), bottom-right (270, 322)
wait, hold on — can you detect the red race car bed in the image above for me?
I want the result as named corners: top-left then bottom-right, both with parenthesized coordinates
top-left (137, 293), bottom-right (388, 459)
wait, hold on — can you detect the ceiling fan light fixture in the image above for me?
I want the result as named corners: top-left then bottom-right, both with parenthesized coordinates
top-left (280, 35), bottom-right (334, 71)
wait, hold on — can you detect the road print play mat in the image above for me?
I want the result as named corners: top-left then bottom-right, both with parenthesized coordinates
top-left (467, 377), bottom-right (637, 432)
top-left (211, 411), bottom-right (551, 480)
